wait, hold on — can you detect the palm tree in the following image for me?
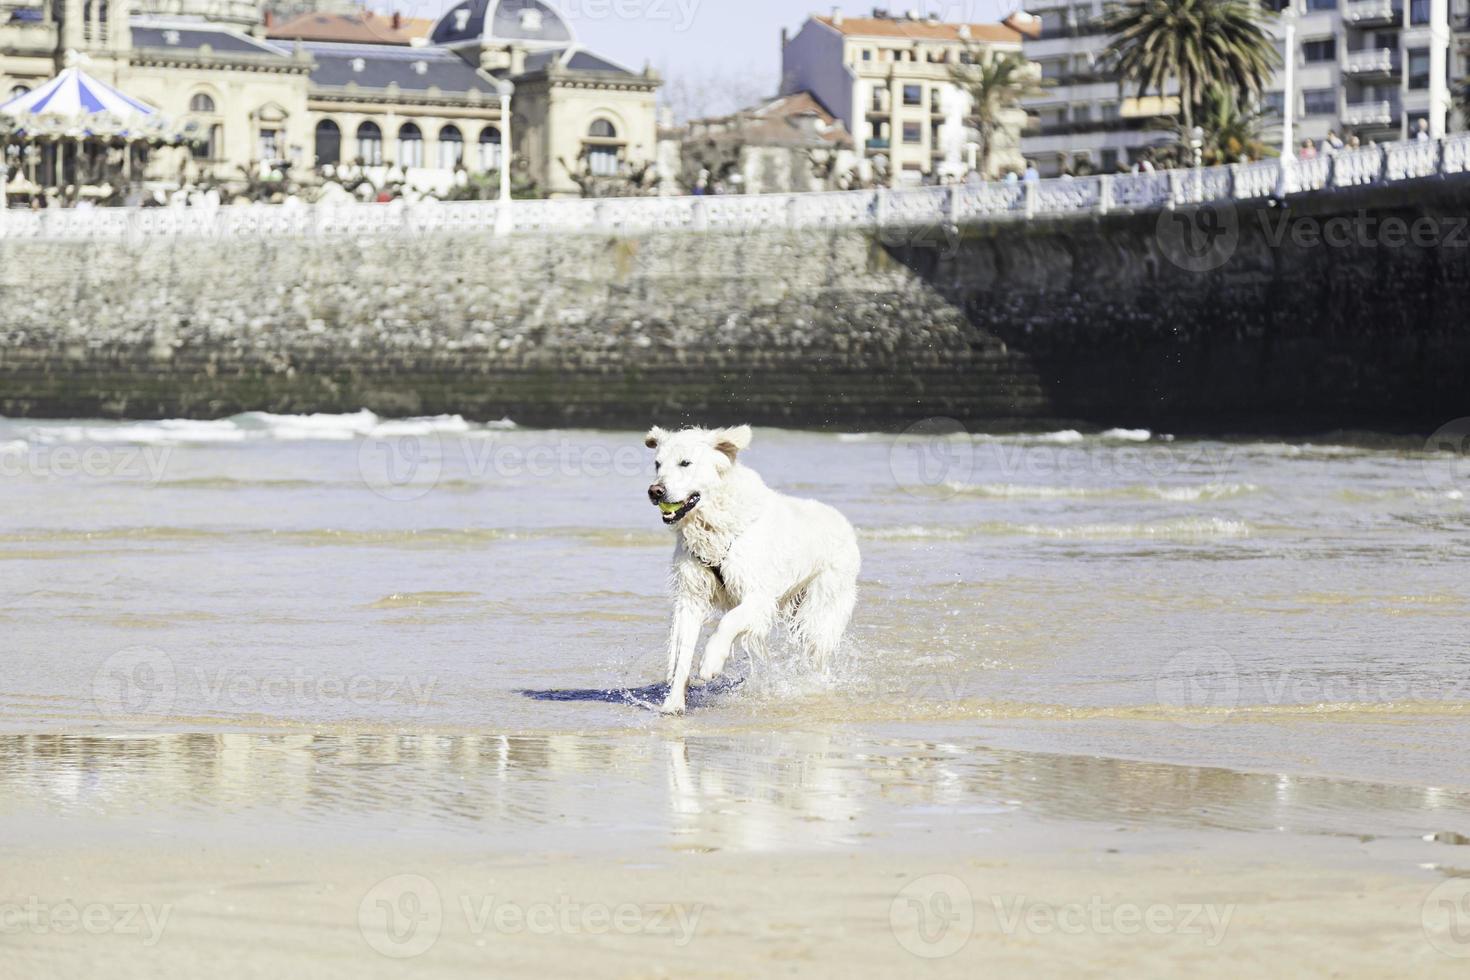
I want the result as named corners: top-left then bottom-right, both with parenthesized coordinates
top-left (950, 49), bottom-right (1048, 177)
top-left (1168, 84), bottom-right (1275, 163)
top-left (1100, 0), bottom-right (1279, 159)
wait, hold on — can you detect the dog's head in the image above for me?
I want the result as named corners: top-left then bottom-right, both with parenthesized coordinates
top-left (644, 425), bottom-right (753, 526)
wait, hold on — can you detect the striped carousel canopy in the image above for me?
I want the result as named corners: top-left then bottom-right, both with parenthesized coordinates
top-left (0, 67), bottom-right (156, 121)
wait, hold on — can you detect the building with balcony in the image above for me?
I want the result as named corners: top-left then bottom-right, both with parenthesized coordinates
top-left (0, 0), bottom-right (661, 199)
top-left (1019, 0), bottom-right (1467, 175)
top-left (780, 8), bottom-right (1039, 182)
top-left (1266, 0), bottom-right (1468, 146)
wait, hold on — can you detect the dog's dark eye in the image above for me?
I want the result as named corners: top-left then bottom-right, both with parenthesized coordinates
top-left (679, 461), bottom-right (691, 468)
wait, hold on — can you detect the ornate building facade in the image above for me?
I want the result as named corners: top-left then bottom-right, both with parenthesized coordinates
top-left (0, 0), bottom-right (661, 197)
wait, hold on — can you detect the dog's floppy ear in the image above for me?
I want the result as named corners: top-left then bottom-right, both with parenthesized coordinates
top-left (711, 425), bottom-right (753, 463)
top-left (644, 426), bottom-right (668, 450)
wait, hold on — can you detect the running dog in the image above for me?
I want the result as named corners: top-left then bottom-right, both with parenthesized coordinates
top-left (645, 425), bottom-right (861, 715)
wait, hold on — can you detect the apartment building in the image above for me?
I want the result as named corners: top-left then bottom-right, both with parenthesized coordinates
top-left (781, 9), bottom-right (1039, 182)
top-left (1021, 0), bottom-right (1467, 176)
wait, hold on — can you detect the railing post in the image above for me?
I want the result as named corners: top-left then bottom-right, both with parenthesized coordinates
top-left (691, 197), bottom-right (708, 232)
top-left (1023, 180), bottom-right (1036, 220)
top-left (1098, 174), bottom-right (1112, 215)
top-left (875, 187), bottom-right (889, 228)
top-left (943, 185), bottom-right (957, 229)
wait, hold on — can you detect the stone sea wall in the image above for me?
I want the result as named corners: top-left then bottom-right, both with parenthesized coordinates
top-left (1, 175), bottom-right (1467, 431)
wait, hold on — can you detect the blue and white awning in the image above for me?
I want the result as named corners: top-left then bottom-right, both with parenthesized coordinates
top-left (0, 67), bottom-right (156, 122)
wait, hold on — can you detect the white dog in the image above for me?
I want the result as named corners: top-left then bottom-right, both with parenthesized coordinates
top-left (644, 425), bottom-right (861, 714)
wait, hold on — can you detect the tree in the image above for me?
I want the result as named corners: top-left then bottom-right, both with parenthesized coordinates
top-left (1168, 84), bottom-right (1275, 164)
top-left (1100, 0), bottom-right (1278, 160)
top-left (950, 50), bottom-right (1048, 178)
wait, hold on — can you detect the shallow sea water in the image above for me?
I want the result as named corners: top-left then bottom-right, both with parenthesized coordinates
top-left (1, 414), bottom-right (1468, 856)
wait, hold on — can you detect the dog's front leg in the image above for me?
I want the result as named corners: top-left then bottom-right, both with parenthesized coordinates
top-left (661, 598), bottom-right (704, 715)
top-left (699, 597), bottom-right (775, 682)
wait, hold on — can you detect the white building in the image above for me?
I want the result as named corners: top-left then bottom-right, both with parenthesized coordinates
top-left (1021, 0), bottom-right (1468, 175)
top-left (781, 9), bottom-right (1039, 182)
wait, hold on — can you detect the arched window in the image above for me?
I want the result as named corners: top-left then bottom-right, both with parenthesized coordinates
top-left (397, 122), bottom-right (423, 168)
top-left (189, 92), bottom-right (216, 113)
top-left (356, 121), bottom-right (383, 165)
top-left (315, 119), bottom-right (341, 167)
top-left (437, 124), bottom-right (463, 169)
top-left (477, 126), bottom-right (502, 171)
top-left (584, 118), bottom-right (623, 177)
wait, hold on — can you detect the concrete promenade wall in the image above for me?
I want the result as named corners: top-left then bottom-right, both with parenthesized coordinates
top-left (1, 175), bottom-right (1467, 432)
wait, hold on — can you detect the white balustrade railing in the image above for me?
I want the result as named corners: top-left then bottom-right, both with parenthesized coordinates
top-left (3, 134), bottom-right (1469, 243)
top-left (1342, 48), bottom-right (1396, 74)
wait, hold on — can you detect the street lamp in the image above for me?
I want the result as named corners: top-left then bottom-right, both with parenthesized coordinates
top-left (1280, 1), bottom-right (1297, 158)
top-left (495, 78), bottom-right (514, 205)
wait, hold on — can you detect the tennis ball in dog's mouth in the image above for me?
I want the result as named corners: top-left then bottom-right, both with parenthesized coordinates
top-left (658, 501), bottom-right (683, 515)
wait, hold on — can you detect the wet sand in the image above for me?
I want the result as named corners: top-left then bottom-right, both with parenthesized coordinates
top-left (4, 419), bottom-right (1470, 974)
top-left (5, 839), bottom-right (1466, 978)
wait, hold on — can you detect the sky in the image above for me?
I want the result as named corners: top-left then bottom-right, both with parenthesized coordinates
top-left (381, 0), bottom-right (1016, 118)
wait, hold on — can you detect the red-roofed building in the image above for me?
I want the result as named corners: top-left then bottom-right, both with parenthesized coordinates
top-left (781, 9), bottom-right (1038, 182)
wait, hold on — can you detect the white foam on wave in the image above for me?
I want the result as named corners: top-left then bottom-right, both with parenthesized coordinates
top-left (6, 411), bottom-right (516, 447)
top-left (942, 481), bottom-right (1258, 502)
top-left (1100, 428), bottom-right (1153, 442)
top-left (862, 517), bottom-right (1252, 541)
top-left (0, 439), bottom-right (27, 454)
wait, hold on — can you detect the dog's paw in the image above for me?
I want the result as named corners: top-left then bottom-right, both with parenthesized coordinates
top-left (658, 699), bottom-right (686, 716)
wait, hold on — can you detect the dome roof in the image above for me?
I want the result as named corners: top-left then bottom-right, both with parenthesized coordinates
top-left (430, 0), bottom-right (574, 48)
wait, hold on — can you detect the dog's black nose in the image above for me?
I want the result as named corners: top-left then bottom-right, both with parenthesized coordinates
top-left (648, 484), bottom-right (666, 503)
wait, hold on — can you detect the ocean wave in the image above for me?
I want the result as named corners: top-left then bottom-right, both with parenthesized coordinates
top-left (1100, 428), bottom-right (1154, 442)
top-left (5, 411), bottom-right (516, 447)
top-left (941, 482), bottom-right (1258, 502)
top-left (861, 517), bottom-right (1251, 541)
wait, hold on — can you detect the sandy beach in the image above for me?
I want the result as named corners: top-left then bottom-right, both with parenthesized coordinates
top-left (3, 421), bottom-right (1469, 976)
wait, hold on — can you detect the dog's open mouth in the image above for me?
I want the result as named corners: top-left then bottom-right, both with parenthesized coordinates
top-left (657, 493), bottom-right (700, 525)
